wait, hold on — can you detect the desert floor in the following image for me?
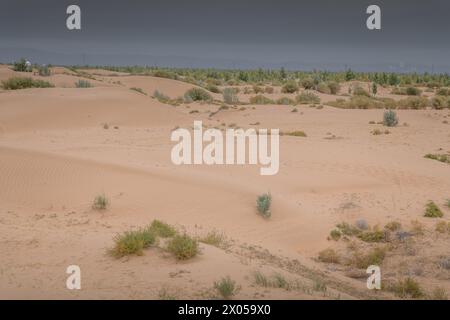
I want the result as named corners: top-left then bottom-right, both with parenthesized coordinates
top-left (1, 65), bottom-right (450, 299)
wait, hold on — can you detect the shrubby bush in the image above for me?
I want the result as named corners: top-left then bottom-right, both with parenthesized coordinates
top-left (383, 110), bottom-right (399, 127)
top-left (184, 88), bottom-right (212, 102)
top-left (1, 77), bottom-right (53, 90)
top-left (281, 81), bottom-right (299, 93)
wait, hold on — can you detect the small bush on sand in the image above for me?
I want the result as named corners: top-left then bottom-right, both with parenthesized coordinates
top-left (336, 222), bottom-right (361, 236)
top-left (92, 194), bottom-right (109, 210)
top-left (167, 234), bottom-right (199, 260)
top-left (253, 271), bottom-right (270, 287)
top-left (358, 228), bottom-right (386, 243)
top-left (276, 97), bottom-right (295, 105)
top-left (424, 201), bottom-right (443, 218)
top-left (223, 88), bottom-right (239, 104)
top-left (206, 84), bottom-right (221, 93)
top-left (387, 277), bottom-right (424, 299)
top-left (281, 130), bottom-right (307, 137)
top-left (424, 154), bottom-right (450, 164)
top-left (130, 87), bottom-right (146, 95)
top-left (383, 110), bottom-right (399, 127)
top-left (13, 58), bottom-right (31, 72)
top-left (301, 78), bottom-right (315, 90)
top-left (2, 77), bottom-right (53, 90)
top-left (431, 287), bottom-right (448, 300)
top-left (184, 88), bottom-right (212, 102)
top-left (281, 81), bottom-right (299, 93)
top-left (296, 92), bottom-right (320, 104)
top-left (38, 65), bottom-right (51, 76)
top-left (149, 220), bottom-right (177, 238)
top-left (109, 227), bottom-right (157, 258)
top-left (349, 247), bottom-right (386, 269)
top-left (199, 230), bottom-right (228, 248)
top-left (75, 79), bottom-right (92, 88)
top-left (214, 276), bottom-right (240, 299)
top-left (397, 96), bottom-right (428, 109)
top-left (353, 85), bottom-right (370, 97)
top-left (153, 90), bottom-right (170, 103)
top-left (318, 248), bottom-right (340, 263)
top-left (249, 95), bottom-right (274, 105)
top-left (435, 221), bottom-right (450, 233)
top-left (256, 193), bottom-right (271, 218)
top-left (329, 229), bottom-right (341, 241)
top-left (384, 221), bottom-right (402, 232)
top-left (431, 96), bottom-right (448, 109)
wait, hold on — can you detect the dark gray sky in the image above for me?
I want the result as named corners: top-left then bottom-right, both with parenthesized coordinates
top-left (1, 0), bottom-right (449, 72)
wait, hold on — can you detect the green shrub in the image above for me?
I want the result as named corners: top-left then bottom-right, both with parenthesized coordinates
top-left (436, 88), bottom-right (449, 96)
top-left (353, 85), bottom-right (370, 97)
top-left (75, 79), bottom-right (92, 88)
top-left (281, 81), bottom-right (299, 93)
top-left (384, 221), bottom-right (402, 231)
top-left (431, 96), bottom-right (448, 109)
top-left (329, 229), bottom-right (341, 241)
top-left (276, 97), bottom-right (295, 105)
top-left (109, 227), bottom-right (157, 258)
top-left (318, 248), bottom-right (340, 263)
top-left (383, 110), bottom-right (399, 127)
top-left (223, 88), bottom-right (239, 104)
top-left (92, 194), bottom-right (109, 210)
top-left (296, 92), bottom-right (320, 104)
top-left (167, 234), bottom-right (199, 260)
top-left (1, 77), bottom-right (53, 90)
top-left (153, 90), bottom-right (171, 103)
top-left (249, 95), bottom-right (274, 104)
top-left (349, 247), bottom-right (386, 269)
top-left (184, 88), bottom-right (212, 102)
top-left (253, 271), bottom-right (270, 287)
top-left (316, 82), bottom-right (331, 94)
top-left (199, 230), bottom-right (228, 248)
top-left (397, 96), bottom-right (428, 109)
top-left (358, 229), bottom-right (386, 242)
top-left (424, 201), bottom-right (444, 218)
top-left (328, 96), bottom-right (386, 109)
top-left (13, 58), bottom-right (31, 72)
top-left (327, 81), bottom-right (340, 94)
top-left (256, 193), bottom-right (271, 218)
top-left (281, 130), bottom-right (307, 137)
top-left (207, 84), bottom-right (221, 93)
top-left (336, 222), bottom-right (361, 236)
top-left (214, 276), bottom-right (239, 299)
top-left (301, 78), bottom-right (314, 89)
top-left (388, 277), bottom-right (424, 299)
top-left (149, 220), bottom-right (177, 238)
top-left (424, 154), bottom-right (450, 164)
top-left (406, 87), bottom-right (422, 96)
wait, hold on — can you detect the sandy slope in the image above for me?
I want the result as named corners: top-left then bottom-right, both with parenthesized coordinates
top-left (1, 65), bottom-right (450, 299)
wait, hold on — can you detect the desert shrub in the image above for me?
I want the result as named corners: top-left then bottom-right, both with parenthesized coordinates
top-left (397, 96), bottom-right (428, 109)
top-left (184, 88), bottom-right (212, 102)
top-left (214, 276), bottom-right (239, 299)
top-left (38, 65), bottom-right (51, 76)
top-left (75, 79), bottom-right (92, 88)
top-left (109, 227), bottom-right (157, 258)
top-left (327, 81), bottom-right (340, 95)
top-left (223, 88), bottom-right (239, 104)
top-left (12, 58), bottom-right (31, 72)
top-left (353, 85), bottom-right (370, 97)
top-left (410, 219), bottom-right (425, 235)
top-left (301, 78), bottom-right (315, 89)
top-left (384, 221), bottom-right (402, 232)
top-left (249, 95), bottom-right (274, 105)
top-left (316, 82), bottom-right (331, 94)
top-left (387, 277), bottom-right (424, 299)
top-left (438, 257), bottom-right (450, 270)
top-left (281, 81), bottom-right (299, 93)
top-left (1, 77), bottom-right (53, 90)
top-left (318, 248), bottom-right (340, 263)
top-left (199, 230), bottom-right (228, 248)
top-left (152, 70), bottom-right (175, 79)
top-left (167, 234), bottom-right (199, 260)
top-left (424, 153), bottom-right (450, 164)
top-left (153, 90), bottom-right (170, 103)
top-left (358, 229), bottom-right (386, 243)
top-left (336, 222), bottom-right (361, 236)
top-left (264, 86), bottom-right (274, 94)
top-left (437, 88), bottom-right (449, 96)
top-left (252, 85), bottom-right (264, 94)
top-left (431, 287), bottom-right (448, 300)
top-left (92, 194), bottom-right (109, 210)
top-left (148, 220), bottom-right (177, 238)
top-left (349, 247), bottom-right (386, 269)
top-left (276, 97), bottom-right (295, 105)
top-left (253, 271), bottom-right (270, 287)
top-left (435, 221), bottom-right (450, 233)
top-left (406, 87), bottom-right (422, 96)
top-left (281, 130), bottom-right (307, 137)
top-left (424, 201), bottom-right (443, 218)
top-left (431, 96), bottom-right (448, 109)
top-left (328, 96), bottom-right (385, 109)
top-left (130, 87), bottom-right (146, 95)
top-left (383, 110), bottom-right (399, 127)
top-left (207, 84), bottom-right (221, 93)
top-left (256, 193), bottom-right (271, 218)
top-left (329, 229), bottom-right (341, 241)
top-left (296, 92), bottom-right (320, 104)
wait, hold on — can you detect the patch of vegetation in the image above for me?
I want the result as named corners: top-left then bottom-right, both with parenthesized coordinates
top-left (383, 110), bottom-right (399, 127)
top-left (391, 86), bottom-right (422, 96)
top-left (184, 88), bottom-right (212, 102)
top-left (249, 95), bottom-right (274, 105)
top-left (12, 58), bottom-right (31, 72)
top-left (109, 227), bottom-right (157, 258)
top-left (424, 201), bottom-right (444, 218)
top-left (281, 130), bottom-right (307, 137)
top-left (199, 230), bottom-right (229, 249)
top-left (256, 193), bottom-right (271, 218)
top-left (253, 271), bottom-right (270, 287)
top-left (357, 229), bottom-right (386, 243)
top-left (318, 248), bottom-right (340, 263)
top-left (206, 84), bottom-right (221, 93)
top-left (153, 90), bottom-right (171, 103)
top-left (435, 221), bottom-right (450, 233)
top-left (349, 246), bottom-right (386, 269)
top-left (384, 221), bottom-right (402, 232)
top-left (281, 81), bottom-right (299, 93)
top-left (214, 276), bottom-right (240, 299)
top-left (355, 219), bottom-right (369, 230)
top-left (387, 277), bottom-right (424, 299)
top-left (92, 194), bottom-right (109, 210)
top-left (276, 97), bottom-right (295, 105)
top-left (431, 287), bottom-right (448, 300)
top-left (148, 220), bottom-right (177, 238)
top-left (352, 85), bottom-right (370, 97)
top-left (328, 229), bottom-right (341, 241)
top-left (328, 96), bottom-right (386, 109)
top-left (75, 79), bottom-right (92, 88)
top-left (222, 87), bottom-right (239, 104)
top-left (397, 96), bottom-right (429, 109)
top-left (130, 87), bottom-right (146, 95)
top-left (296, 92), bottom-right (320, 104)
top-left (38, 65), bottom-right (51, 76)
top-left (336, 222), bottom-right (361, 237)
top-left (1, 77), bottom-right (53, 90)
top-left (424, 153), bottom-right (450, 164)
top-left (167, 234), bottom-right (199, 260)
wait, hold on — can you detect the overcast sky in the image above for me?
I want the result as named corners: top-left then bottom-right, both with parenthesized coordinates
top-left (1, 0), bottom-right (449, 72)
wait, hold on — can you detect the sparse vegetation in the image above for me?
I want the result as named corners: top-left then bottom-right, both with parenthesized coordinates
top-left (130, 87), bottom-right (146, 95)
top-left (256, 193), bottom-right (271, 218)
top-left (424, 153), bottom-right (450, 164)
top-left (167, 234), bottom-right (199, 260)
top-left (349, 246), bottom-right (386, 269)
top-left (109, 227), bottom-right (157, 258)
top-left (12, 58), bottom-right (31, 72)
top-left (424, 201), bottom-right (444, 218)
top-left (199, 230), bottom-right (228, 249)
top-left (92, 194), bottom-right (109, 210)
top-left (281, 81), bottom-right (299, 94)
top-left (387, 277), bottom-right (424, 299)
top-left (296, 92), bottom-right (320, 104)
top-left (214, 276), bottom-right (239, 299)
top-left (184, 88), bottom-right (212, 102)
top-left (383, 110), bottom-right (399, 127)
top-left (249, 95), bottom-right (274, 105)
top-left (75, 79), bottom-right (92, 88)
top-left (148, 220), bottom-right (177, 238)
top-left (1, 77), bottom-right (53, 90)
top-left (318, 248), bottom-right (340, 263)
top-left (38, 65), bottom-right (51, 76)
top-left (281, 130), bottom-right (307, 137)
top-left (222, 87), bottom-right (239, 104)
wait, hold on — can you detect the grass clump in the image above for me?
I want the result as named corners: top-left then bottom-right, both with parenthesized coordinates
top-left (435, 221), bottom-right (450, 233)
top-left (214, 276), bottom-right (240, 299)
top-left (424, 201), bottom-right (444, 218)
top-left (130, 87), bottom-right (146, 95)
top-left (387, 277), bottom-right (424, 299)
top-left (249, 95), bottom-right (274, 104)
top-left (199, 230), bottom-right (228, 248)
top-left (384, 221), bottom-right (402, 232)
top-left (92, 194), bottom-right (109, 210)
top-left (329, 229), bottom-right (341, 241)
top-left (148, 220), bottom-right (177, 238)
top-left (256, 193), bottom-right (271, 218)
top-left (336, 222), bottom-right (361, 237)
top-left (167, 234), bottom-right (199, 260)
top-left (184, 88), bottom-right (212, 102)
top-left (281, 81), bottom-right (299, 93)
top-left (318, 248), bottom-right (340, 263)
top-left (424, 153), bottom-right (450, 164)
top-left (222, 87), bottom-right (239, 104)
top-left (276, 97), bottom-right (295, 105)
top-left (383, 110), bottom-right (399, 127)
top-left (296, 92), bottom-right (320, 104)
top-left (253, 271), bottom-right (270, 287)
top-left (75, 79), bottom-right (92, 88)
top-left (281, 130), bottom-right (307, 137)
top-left (349, 246), bottom-right (386, 269)
top-left (2, 77), bottom-right (53, 90)
top-left (357, 229), bottom-right (386, 243)
top-left (397, 96), bottom-right (428, 109)
top-left (109, 227), bottom-right (157, 258)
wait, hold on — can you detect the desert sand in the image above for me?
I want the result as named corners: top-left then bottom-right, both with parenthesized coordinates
top-left (1, 65), bottom-right (450, 299)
